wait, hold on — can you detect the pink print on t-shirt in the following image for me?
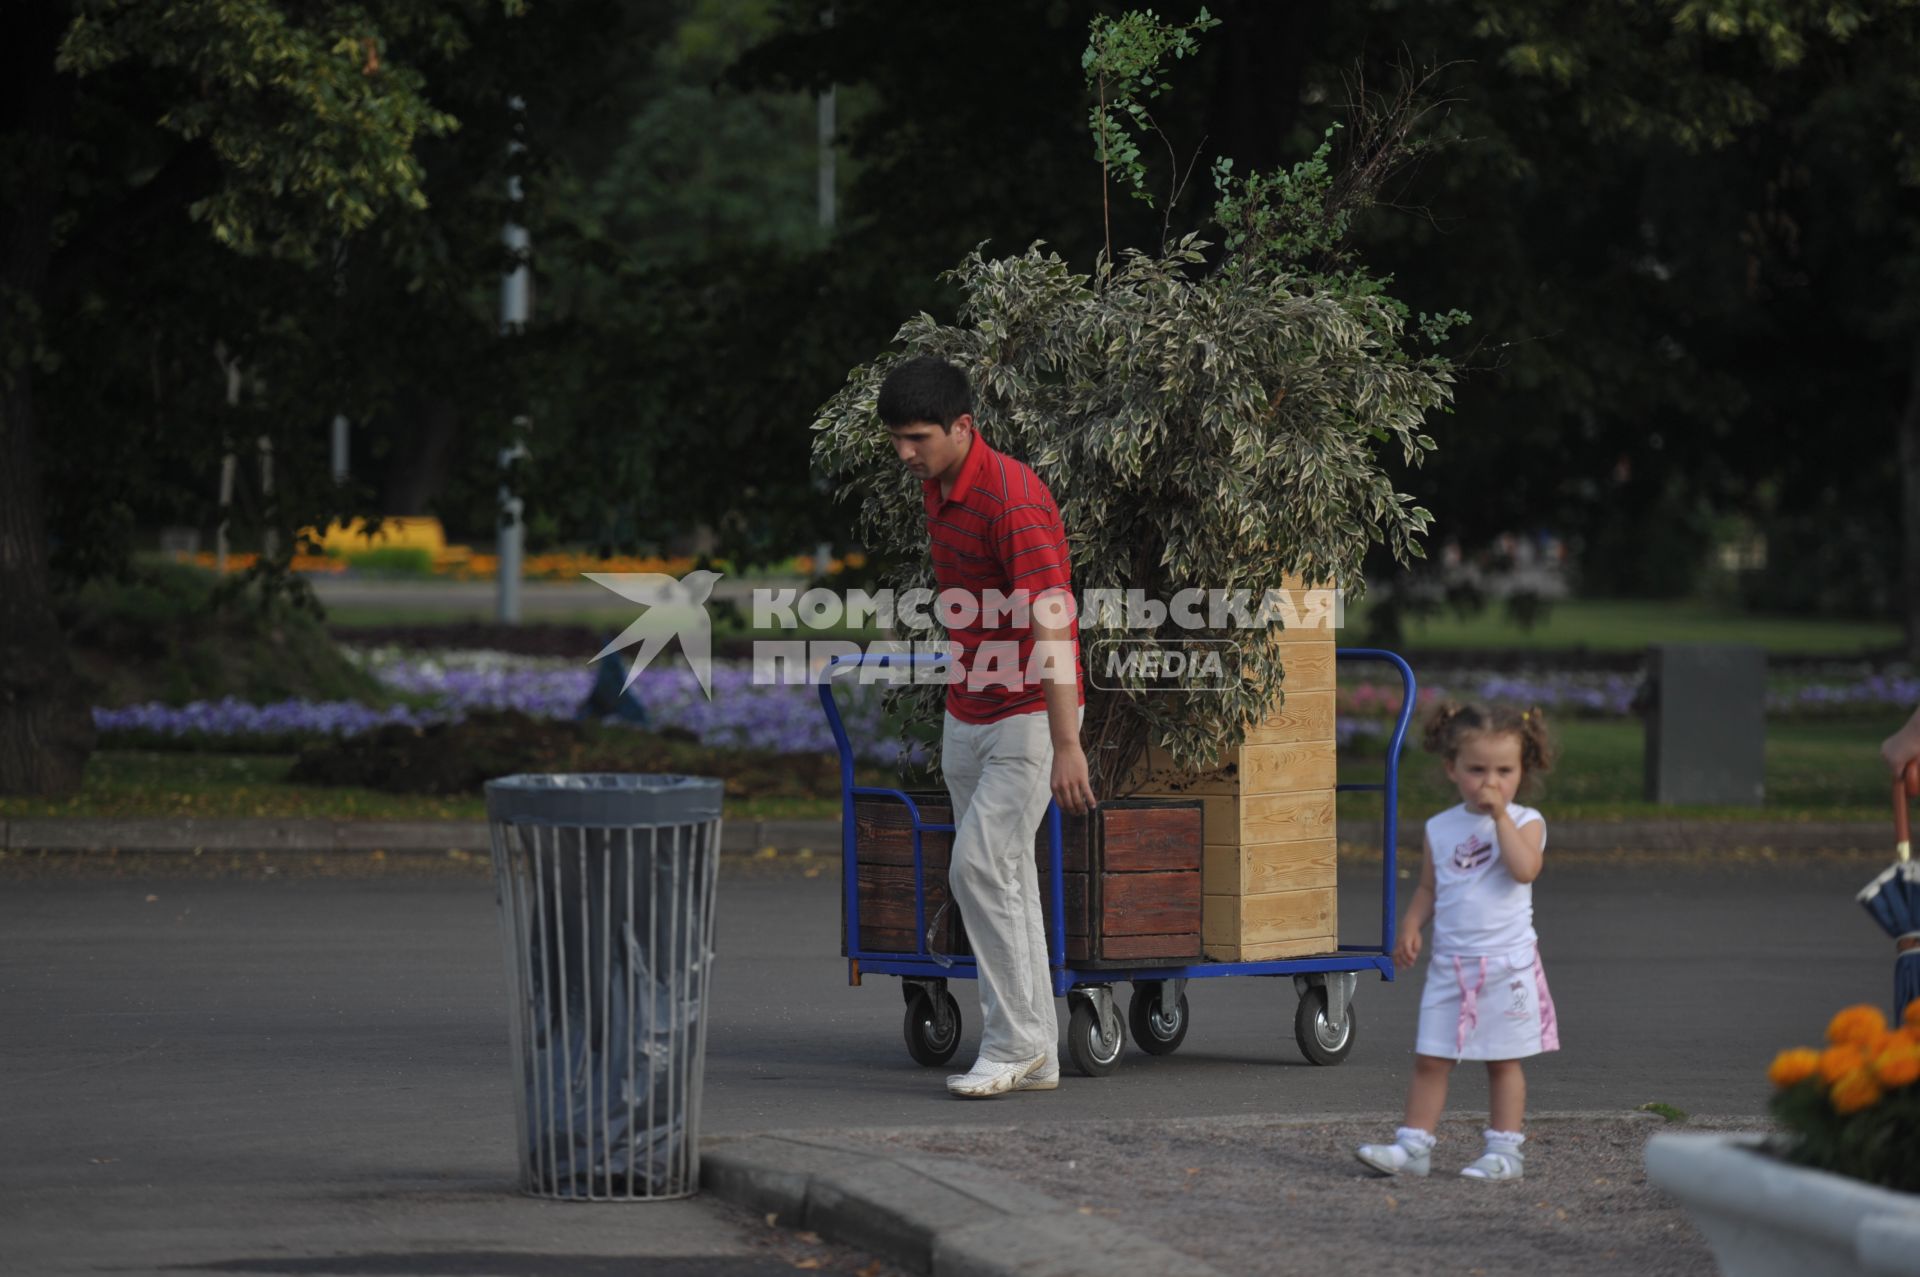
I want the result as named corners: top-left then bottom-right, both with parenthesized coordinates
top-left (1452, 833), bottom-right (1495, 871)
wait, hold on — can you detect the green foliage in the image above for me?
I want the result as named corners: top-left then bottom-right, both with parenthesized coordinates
top-left (337, 546), bottom-right (434, 577)
top-left (1082, 7), bottom-right (1219, 210)
top-left (1637, 1101), bottom-right (1689, 1123)
top-left (1770, 1077), bottom-right (1920, 1194)
top-left (813, 12), bottom-right (1453, 792)
top-left (55, 563), bottom-right (388, 708)
top-left (1212, 128), bottom-right (1348, 269)
top-left (53, 0), bottom-right (500, 262)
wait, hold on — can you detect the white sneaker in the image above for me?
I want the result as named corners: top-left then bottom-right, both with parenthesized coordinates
top-left (1459, 1149), bottom-right (1525, 1181)
top-left (1355, 1141), bottom-right (1430, 1177)
top-left (1355, 1127), bottom-right (1434, 1177)
top-left (1015, 1058), bottom-right (1060, 1091)
top-left (945, 1055), bottom-right (1048, 1099)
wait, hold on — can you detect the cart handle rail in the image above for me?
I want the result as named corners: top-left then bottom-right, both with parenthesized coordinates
top-left (817, 653), bottom-right (1069, 972)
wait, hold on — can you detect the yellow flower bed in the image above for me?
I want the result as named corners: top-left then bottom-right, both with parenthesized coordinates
top-left (178, 528), bottom-right (867, 582)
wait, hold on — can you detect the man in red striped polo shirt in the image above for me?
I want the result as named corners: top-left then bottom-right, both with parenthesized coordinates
top-left (879, 354), bottom-right (1093, 1099)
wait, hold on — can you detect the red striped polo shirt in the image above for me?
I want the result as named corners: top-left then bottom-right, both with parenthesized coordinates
top-left (923, 434), bottom-right (1084, 724)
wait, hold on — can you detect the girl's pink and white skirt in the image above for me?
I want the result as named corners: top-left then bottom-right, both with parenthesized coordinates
top-left (1414, 944), bottom-right (1560, 1062)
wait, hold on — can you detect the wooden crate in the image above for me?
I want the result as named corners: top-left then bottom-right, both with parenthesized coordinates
top-left (1043, 800), bottom-right (1204, 965)
top-left (1130, 580), bottom-right (1339, 961)
top-left (847, 793), bottom-right (963, 955)
top-left (845, 793), bottom-right (1203, 965)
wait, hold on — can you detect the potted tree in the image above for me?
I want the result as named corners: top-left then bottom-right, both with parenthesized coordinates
top-left (816, 11), bottom-right (1461, 969)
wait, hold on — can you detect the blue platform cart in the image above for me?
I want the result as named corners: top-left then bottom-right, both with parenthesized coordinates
top-left (817, 648), bottom-right (1417, 1076)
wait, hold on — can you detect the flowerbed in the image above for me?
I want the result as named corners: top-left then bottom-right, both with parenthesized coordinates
top-left (91, 650), bottom-right (1916, 765)
top-left (94, 649), bottom-right (923, 767)
top-left (176, 548), bottom-right (866, 581)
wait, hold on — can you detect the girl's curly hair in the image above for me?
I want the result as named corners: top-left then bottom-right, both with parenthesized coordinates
top-left (1421, 700), bottom-right (1556, 788)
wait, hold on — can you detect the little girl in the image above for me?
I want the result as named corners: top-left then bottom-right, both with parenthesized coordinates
top-left (1356, 701), bottom-right (1559, 1182)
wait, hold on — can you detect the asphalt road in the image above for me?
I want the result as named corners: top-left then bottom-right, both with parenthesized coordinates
top-left (0, 850), bottom-right (1895, 1275)
top-left (706, 851), bottom-right (1888, 1126)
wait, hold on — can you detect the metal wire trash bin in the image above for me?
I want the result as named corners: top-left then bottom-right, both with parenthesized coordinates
top-left (485, 773), bottom-right (723, 1201)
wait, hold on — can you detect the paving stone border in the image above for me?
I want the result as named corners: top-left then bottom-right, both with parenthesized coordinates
top-left (702, 1132), bottom-right (1225, 1277)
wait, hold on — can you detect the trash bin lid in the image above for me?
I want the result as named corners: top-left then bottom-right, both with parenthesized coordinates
top-left (484, 773), bottom-right (723, 827)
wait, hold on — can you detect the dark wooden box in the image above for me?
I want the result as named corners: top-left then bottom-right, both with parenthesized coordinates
top-left (848, 792), bottom-right (965, 955)
top-left (847, 793), bottom-right (1203, 967)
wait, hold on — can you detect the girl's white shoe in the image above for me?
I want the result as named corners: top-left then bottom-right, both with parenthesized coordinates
top-left (1459, 1130), bottom-right (1527, 1180)
top-left (1354, 1126), bottom-right (1435, 1177)
top-left (1458, 1149), bottom-right (1525, 1180)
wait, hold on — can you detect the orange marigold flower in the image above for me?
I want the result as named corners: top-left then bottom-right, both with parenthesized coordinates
top-left (1872, 1040), bottom-right (1920, 1090)
top-left (1905, 997), bottom-right (1920, 1031)
top-left (1820, 1043), bottom-right (1868, 1085)
top-left (1830, 1066), bottom-right (1885, 1115)
top-left (1768, 1048), bottom-right (1822, 1088)
top-left (1828, 1004), bottom-right (1889, 1048)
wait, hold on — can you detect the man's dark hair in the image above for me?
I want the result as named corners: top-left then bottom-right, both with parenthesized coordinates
top-left (877, 355), bottom-right (971, 431)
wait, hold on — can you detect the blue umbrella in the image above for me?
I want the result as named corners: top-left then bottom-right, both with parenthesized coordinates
top-left (1858, 760), bottom-right (1920, 1017)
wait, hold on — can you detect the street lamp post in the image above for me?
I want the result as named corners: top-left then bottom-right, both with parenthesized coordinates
top-left (498, 96), bottom-right (531, 624)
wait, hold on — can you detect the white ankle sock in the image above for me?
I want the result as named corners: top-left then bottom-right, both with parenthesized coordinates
top-left (1396, 1126), bottom-right (1436, 1152)
top-left (1483, 1128), bottom-right (1525, 1153)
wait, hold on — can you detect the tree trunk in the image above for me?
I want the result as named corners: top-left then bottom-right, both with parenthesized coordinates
top-left (0, 375), bottom-right (95, 795)
top-left (1, 7), bottom-right (92, 794)
top-left (1900, 336), bottom-right (1920, 662)
top-left (382, 396), bottom-right (461, 515)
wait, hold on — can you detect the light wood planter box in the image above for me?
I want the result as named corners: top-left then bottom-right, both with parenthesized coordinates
top-left (1129, 588), bottom-right (1338, 961)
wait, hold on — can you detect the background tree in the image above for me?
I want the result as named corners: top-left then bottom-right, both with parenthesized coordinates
top-left (2, 0), bottom-right (527, 796)
top-left (743, 0), bottom-right (1920, 642)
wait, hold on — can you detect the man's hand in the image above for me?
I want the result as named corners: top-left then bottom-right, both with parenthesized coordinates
top-left (1882, 707), bottom-right (1920, 778)
top-left (1052, 739), bottom-right (1096, 815)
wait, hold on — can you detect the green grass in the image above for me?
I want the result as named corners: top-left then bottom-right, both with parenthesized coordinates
top-left (0, 752), bottom-right (846, 823)
top-left (1345, 596), bottom-right (1901, 655)
top-left (1638, 1102), bottom-right (1690, 1123)
top-left (325, 589), bottom-right (1898, 657)
top-left (1338, 712), bottom-right (1910, 823)
top-left (9, 710), bottom-right (1909, 827)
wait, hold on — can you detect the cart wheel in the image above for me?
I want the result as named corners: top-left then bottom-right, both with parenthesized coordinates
top-left (1068, 996), bottom-right (1126, 1077)
top-left (1293, 987), bottom-right (1357, 1066)
top-left (904, 988), bottom-right (961, 1067)
top-left (1127, 982), bottom-right (1190, 1056)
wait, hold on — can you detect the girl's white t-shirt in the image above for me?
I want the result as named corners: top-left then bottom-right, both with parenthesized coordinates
top-left (1425, 801), bottom-right (1545, 958)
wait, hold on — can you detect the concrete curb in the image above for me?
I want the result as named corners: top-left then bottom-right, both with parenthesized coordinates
top-left (0, 817), bottom-right (835, 855)
top-left (702, 1132), bottom-right (1224, 1277)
